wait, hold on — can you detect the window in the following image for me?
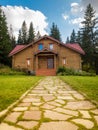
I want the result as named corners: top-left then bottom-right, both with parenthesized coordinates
top-left (38, 43), bottom-right (43, 50)
top-left (49, 43), bottom-right (53, 50)
top-left (27, 58), bottom-right (30, 66)
top-left (62, 57), bottom-right (66, 65)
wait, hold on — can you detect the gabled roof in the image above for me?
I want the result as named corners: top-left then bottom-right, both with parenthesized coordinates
top-left (9, 35), bottom-right (85, 56)
top-left (64, 43), bottom-right (85, 55)
top-left (9, 45), bottom-right (26, 56)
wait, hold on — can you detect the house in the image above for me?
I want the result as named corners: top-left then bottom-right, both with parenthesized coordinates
top-left (9, 35), bottom-right (85, 76)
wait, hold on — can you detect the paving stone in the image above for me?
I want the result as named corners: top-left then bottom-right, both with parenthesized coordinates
top-left (72, 93), bottom-right (85, 100)
top-left (4, 112), bottom-right (21, 123)
top-left (13, 107), bottom-right (28, 111)
top-left (0, 123), bottom-right (23, 130)
top-left (72, 118), bottom-right (94, 129)
top-left (48, 101), bottom-right (62, 107)
top-left (39, 121), bottom-right (78, 130)
top-left (32, 102), bottom-right (42, 106)
top-left (43, 95), bottom-right (55, 102)
top-left (58, 96), bottom-right (75, 100)
top-left (29, 106), bottom-right (39, 111)
top-left (94, 116), bottom-right (98, 124)
top-left (44, 110), bottom-right (72, 120)
top-left (57, 90), bottom-right (70, 94)
top-left (79, 110), bottom-right (91, 118)
top-left (17, 121), bottom-right (38, 129)
top-left (54, 108), bottom-right (78, 116)
top-left (18, 102), bottom-right (31, 107)
top-left (49, 91), bottom-right (57, 94)
top-left (31, 90), bottom-right (48, 94)
top-left (41, 103), bottom-right (56, 109)
top-left (22, 110), bottom-right (41, 120)
top-left (22, 97), bottom-right (41, 103)
top-left (55, 99), bottom-right (65, 105)
top-left (91, 109), bottom-right (98, 115)
top-left (22, 98), bottom-right (35, 102)
top-left (64, 101), bottom-right (95, 110)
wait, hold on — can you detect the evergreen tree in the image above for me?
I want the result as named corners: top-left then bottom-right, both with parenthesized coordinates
top-left (28, 22), bottom-right (35, 43)
top-left (66, 36), bottom-right (70, 43)
top-left (21, 21), bottom-right (28, 44)
top-left (11, 36), bottom-right (16, 49)
top-left (9, 24), bottom-right (16, 48)
top-left (36, 31), bottom-right (41, 39)
top-left (50, 22), bottom-right (61, 41)
top-left (0, 7), bottom-right (12, 66)
top-left (70, 29), bottom-right (76, 43)
top-left (17, 29), bottom-right (23, 44)
top-left (80, 4), bottom-right (98, 71)
top-left (76, 31), bottom-right (82, 45)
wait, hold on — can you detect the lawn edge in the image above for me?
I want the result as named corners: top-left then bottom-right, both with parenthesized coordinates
top-left (59, 76), bottom-right (98, 108)
top-left (0, 77), bottom-right (44, 121)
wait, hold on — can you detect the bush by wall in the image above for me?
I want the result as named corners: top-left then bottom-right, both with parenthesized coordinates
top-left (0, 64), bottom-right (25, 75)
top-left (56, 66), bottom-right (96, 76)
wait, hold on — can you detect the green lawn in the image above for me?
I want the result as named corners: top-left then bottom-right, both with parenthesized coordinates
top-left (59, 76), bottom-right (98, 105)
top-left (0, 75), bottom-right (42, 111)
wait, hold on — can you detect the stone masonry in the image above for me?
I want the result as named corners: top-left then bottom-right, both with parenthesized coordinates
top-left (0, 77), bottom-right (98, 130)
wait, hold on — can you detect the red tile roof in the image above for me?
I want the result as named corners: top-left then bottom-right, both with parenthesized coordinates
top-left (9, 45), bottom-right (26, 56)
top-left (9, 35), bottom-right (85, 56)
top-left (64, 43), bottom-right (85, 55)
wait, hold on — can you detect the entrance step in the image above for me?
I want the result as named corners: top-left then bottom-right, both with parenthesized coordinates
top-left (36, 69), bottom-right (56, 76)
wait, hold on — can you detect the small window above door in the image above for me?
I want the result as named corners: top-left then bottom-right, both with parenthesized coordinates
top-left (38, 43), bottom-right (43, 50)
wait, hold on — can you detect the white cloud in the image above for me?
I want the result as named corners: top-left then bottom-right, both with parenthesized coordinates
top-left (71, 2), bottom-right (82, 15)
top-left (2, 5), bottom-right (48, 39)
top-left (62, 13), bottom-right (69, 20)
top-left (69, 17), bottom-right (84, 27)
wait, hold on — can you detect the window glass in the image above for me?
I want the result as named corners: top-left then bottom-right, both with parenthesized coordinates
top-left (49, 44), bottom-right (53, 50)
top-left (27, 59), bottom-right (30, 66)
top-left (62, 57), bottom-right (66, 65)
top-left (38, 43), bottom-right (43, 50)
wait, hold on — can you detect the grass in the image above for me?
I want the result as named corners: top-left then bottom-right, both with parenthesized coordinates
top-left (0, 75), bottom-right (43, 111)
top-left (59, 76), bottom-right (98, 104)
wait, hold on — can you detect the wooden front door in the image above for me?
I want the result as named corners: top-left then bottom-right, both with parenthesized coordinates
top-left (47, 58), bottom-right (54, 69)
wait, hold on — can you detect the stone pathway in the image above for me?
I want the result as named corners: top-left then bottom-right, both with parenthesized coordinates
top-left (0, 77), bottom-right (98, 130)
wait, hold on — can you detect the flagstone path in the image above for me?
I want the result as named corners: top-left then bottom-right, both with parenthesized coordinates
top-left (0, 76), bottom-right (98, 130)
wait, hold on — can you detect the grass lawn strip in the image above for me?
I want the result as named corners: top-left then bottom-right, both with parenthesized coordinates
top-left (59, 76), bottom-right (98, 106)
top-left (0, 75), bottom-right (43, 112)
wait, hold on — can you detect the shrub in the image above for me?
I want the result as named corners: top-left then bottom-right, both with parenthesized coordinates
top-left (0, 65), bottom-right (25, 75)
top-left (56, 66), bottom-right (96, 76)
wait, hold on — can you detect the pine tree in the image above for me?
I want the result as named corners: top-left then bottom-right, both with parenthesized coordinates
top-left (11, 36), bottom-right (16, 49)
top-left (80, 4), bottom-right (98, 71)
top-left (28, 22), bottom-right (35, 43)
top-left (35, 31), bottom-right (41, 40)
top-left (70, 29), bottom-right (76, 43)
top-left (9, 24), bottom-right (16, 48)
top-left (17, 30), bottom-right (23, 44)
top-left (76, 31), bottom-right (82, 45)
top-left (50, 23), bottom-right (61, 41)
top-left (66, 37), bottom-right (70, 43)
top-left (0, 7), bottom-right (12, 66)
top-left (21, 21), bottom-right (28, 44)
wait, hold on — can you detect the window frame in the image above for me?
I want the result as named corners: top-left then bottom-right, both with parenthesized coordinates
top-left (62, 57), bottom-right (66, 65)
top-left (49, 43), bottom-right (53, 50)
top-left (38, 43), bottom-right (43, 50)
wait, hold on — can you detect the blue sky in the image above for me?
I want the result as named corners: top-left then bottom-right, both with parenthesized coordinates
top-left (0, 0), bottom-right (98, 42)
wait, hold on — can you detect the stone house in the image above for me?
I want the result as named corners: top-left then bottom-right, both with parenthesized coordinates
top-left (9, 35), bottom-right (85, 75)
